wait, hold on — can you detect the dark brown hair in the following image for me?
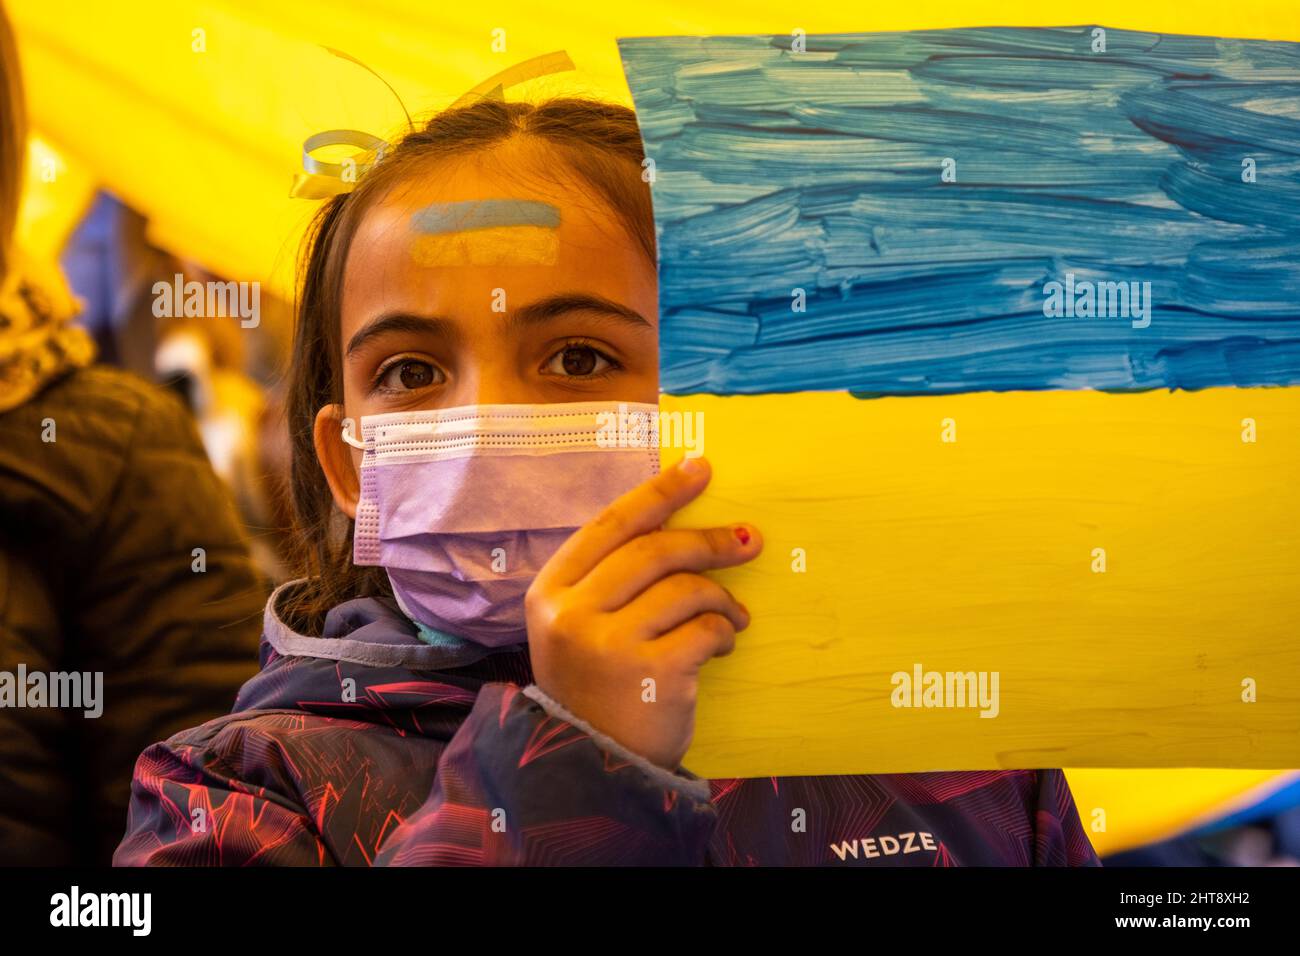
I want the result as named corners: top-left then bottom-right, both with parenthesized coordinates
top-left (283, 97), bottom-right (655, 633)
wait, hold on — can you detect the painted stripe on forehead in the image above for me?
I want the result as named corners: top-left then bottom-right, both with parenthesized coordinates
top-left (410, 199), bottom-right (561, 236)
top-left (410, 226), bottom-right (559, 266)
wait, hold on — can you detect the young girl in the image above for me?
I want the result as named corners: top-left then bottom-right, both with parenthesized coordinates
top-left (115, 98), bottom-right (1099, 866)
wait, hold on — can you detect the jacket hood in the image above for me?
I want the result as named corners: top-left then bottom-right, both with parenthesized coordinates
top-left (231, 579), bottom-right (530, 718)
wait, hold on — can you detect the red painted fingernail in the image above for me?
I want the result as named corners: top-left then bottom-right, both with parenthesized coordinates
top-left (734, 526), bottom-right (751, 545)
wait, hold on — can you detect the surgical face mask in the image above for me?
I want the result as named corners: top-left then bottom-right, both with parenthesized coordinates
top-left (343, 401), bottom-right (661, 647)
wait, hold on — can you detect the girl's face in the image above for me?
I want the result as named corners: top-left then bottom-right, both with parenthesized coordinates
top-left (314, 148), bottom-right (659, 518)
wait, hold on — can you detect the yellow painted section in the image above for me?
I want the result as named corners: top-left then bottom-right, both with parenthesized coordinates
top-left (659, 388), bottom-right (1300, 779)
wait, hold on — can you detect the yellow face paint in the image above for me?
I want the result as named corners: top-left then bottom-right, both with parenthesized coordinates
top-left (409, 225), bottom-right (559, 266)
top-left (409, 200), bottom-right (561, 266)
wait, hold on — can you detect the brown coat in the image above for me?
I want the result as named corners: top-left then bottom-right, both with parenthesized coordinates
top-left (0, 365), bottom-right (266, 864)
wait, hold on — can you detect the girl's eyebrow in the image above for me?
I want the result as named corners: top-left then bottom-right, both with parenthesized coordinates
top-left (509, 293), bottom-right (652, 331)
top-left (346, 293), bottom-right (651, 359)
top-left (346, 313), bottom-right (463, 358)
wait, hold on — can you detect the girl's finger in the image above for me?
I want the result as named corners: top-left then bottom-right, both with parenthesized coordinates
top-left (536, 456), bottom-right (713, 589)
top-left (652, 612), bottom-right (739, 672)
top-left (576, 524), bottom-right (762, 611)
top-left (614, 572), bottom-right (749, 639)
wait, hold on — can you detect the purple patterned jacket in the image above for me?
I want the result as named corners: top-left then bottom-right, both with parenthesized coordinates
top-left (114, 581), bottom-right (1100, 866)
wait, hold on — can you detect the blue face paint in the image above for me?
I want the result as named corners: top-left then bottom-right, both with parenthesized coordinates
top-left (410, 199), bottom-right (561, 236)
top-left (408, 199), bottom-right (564, 266)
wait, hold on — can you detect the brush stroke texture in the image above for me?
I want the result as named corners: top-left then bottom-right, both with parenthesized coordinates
top-left (617, 27), bottom-right (1300, 395)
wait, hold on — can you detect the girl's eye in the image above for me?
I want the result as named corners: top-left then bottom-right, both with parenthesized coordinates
top-left (544, 343), bottom-right (615, 377)
top-left (376, 358), bottom-right (441, 391)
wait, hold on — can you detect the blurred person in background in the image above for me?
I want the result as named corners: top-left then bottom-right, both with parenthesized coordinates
top-left (0, 0), bottom-right (266, 865)
top-left (59, 200), bottom-right (298, 582)
top-left (148, 266), bottom-right (297, 582)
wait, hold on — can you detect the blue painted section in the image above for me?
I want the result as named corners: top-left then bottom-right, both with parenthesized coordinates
top-left (617, 27), bottom-right (1300, 395)
top-left (410, 199), bottom-right (561, 235)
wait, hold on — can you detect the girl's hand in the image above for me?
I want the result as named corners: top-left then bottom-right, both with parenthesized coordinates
top-left (525, 457), bottom-right (762, 770)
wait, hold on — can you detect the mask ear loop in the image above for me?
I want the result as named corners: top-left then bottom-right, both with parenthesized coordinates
top-left (341, 417), bottom-right (366, 450)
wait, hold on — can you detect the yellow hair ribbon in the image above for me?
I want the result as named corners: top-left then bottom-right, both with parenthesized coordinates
top-left (289, 50), bottom-right (578, 199)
